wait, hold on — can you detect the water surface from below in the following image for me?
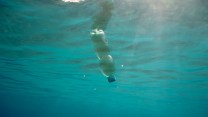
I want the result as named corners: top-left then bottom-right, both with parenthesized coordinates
top-left (0, 0), bottom-right (208, 117)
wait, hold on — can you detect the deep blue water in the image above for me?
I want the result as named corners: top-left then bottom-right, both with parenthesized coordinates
top-left (0, 0), bottom-right (208, 117)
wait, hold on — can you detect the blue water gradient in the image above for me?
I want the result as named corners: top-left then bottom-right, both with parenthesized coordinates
top-left (0, 0), bottom-right (208, 117)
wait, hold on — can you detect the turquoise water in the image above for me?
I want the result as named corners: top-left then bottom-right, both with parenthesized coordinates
top-left (0, 0), bottom-right (208, 117)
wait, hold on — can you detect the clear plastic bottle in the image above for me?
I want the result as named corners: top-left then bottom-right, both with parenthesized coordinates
top-left (91, 29), bottom-right (116, 82)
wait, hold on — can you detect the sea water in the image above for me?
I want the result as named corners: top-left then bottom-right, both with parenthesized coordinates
top-left (0, 0), bottom-right (208, 117)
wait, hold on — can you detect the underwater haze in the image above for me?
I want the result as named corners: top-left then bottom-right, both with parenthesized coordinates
top-left (0, 0), bottom-right (208, 117)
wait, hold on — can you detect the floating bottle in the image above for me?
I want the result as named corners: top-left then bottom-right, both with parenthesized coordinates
top-left (91, 29), bottom-right (116, 82)
top-left (90, 0), bottom-right (115, 82)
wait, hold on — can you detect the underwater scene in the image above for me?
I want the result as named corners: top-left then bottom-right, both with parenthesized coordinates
top-left (0, 0), bottom-right (208, 117)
